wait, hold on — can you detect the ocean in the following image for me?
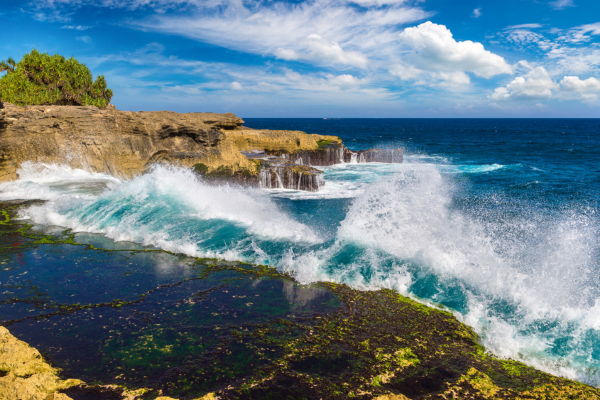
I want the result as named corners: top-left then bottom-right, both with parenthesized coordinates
top-left (1, 118), bottom-right (599, 386)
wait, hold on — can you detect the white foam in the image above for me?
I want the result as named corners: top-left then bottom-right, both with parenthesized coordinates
top-left (281, 163), bottom-right (600, 385)
top-left (15, 164), bottom-right (321, 257)
top-left (0, 162), bottom-right (120, 200)
top-left (3, 160), bottom-right (600, 386)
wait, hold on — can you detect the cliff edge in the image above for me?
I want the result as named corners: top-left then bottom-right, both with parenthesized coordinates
top-left (0, 102), bottom-right (340, 183)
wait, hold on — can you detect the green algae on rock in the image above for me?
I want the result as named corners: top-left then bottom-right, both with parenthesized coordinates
top-left (0, 201), bottom-right (599, 400)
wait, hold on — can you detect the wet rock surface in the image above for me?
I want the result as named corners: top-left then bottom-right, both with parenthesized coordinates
top-left (0, 201), bottom-right (599, 399)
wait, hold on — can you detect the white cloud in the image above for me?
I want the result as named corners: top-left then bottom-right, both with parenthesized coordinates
top-left (506, 23), bottom-right (543, 30)
top-left (274, 48), bottom-right (300, 61)
top-left (57, 0), bottom-right (430, 70)
top-left (76, 35), bottom-right (92, 43)
top-left (547, 47), bottom-right (600, 74)
top-left (505, 29), bottom-right (544, 46)
top-left (230, 81), bottom-right (243, 90)
top-left (429, 71), bottom-right (471, 87)
top-left (472, 8), bottom-right (481, 18)
top-left (560, 76), bottom-right (600, 92)
top-left (349, 0), bottom-right (409, 5)
top-left (31, 10), bottom-right (71, 22)
top-left (490, 67), bottom-right (558, 101)
top-left (577, 23), bottom-right (600, 36)
top-left (89, 44), bottom-right (384, 106)
top-left (580, 93), bottom-right (598, 102)
top-left (326, 74), bottom-right (362, 89)
top-left (550, 0), bottom-right (574, 10)
top-left (560, 23), bottom-right (600, 43)
top-left (276, 34), bottom-right (368, 68)
top-left (397, 22), bottom-right (512, 82)
top-left (62, 25), bottom-right (91, 30)
top-left (389, 63), bottom-right (422, 80)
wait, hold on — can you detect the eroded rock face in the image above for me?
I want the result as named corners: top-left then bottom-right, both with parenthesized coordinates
top-left (0, 103), bottom-right (339, 183)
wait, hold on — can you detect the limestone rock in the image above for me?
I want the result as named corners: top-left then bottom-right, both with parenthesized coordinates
top-left (0, 103), bottom-right (339, 183)
top-left (0, 327), bottom-right (82, 400)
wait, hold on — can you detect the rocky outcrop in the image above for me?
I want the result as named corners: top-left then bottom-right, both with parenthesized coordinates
top-left (0, 103), bottom-right (340, 183)
top-left (0, 326), bottom-right (82, 400)
top-left (0, 103), bottom-right (404, 191)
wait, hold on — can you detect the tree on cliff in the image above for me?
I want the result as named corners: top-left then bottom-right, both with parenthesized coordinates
top-left (0, 50), bottom-right (113, 108)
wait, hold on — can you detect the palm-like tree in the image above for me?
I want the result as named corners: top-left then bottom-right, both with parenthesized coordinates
top-left (0, 58), bottom-right (16, 73)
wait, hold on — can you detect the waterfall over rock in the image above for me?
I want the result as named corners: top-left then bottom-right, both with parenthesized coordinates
top-left (239, 143), bottom-right (404, 192)
top-left (348, 148), bottom-right (403, 164)
top-left (258, 162), bottom-right (324, 192)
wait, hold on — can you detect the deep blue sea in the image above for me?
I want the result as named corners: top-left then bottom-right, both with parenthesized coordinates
top-left (2, 118), bottom-right (599, 385)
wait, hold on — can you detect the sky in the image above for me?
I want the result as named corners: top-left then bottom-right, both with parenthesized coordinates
top-left (2, 0), bottom-right (600, 117)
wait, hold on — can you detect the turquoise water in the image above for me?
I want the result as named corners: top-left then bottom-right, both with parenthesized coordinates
top-left (2, 118), bottom-right (599, 386)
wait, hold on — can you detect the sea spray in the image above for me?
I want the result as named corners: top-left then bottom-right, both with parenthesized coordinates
top-left (0, 162), bottom-right (120, 200)
top-left (19, 164), bottom-right (322, 260)
top-left (3, 158), bottom-right (600, 387)
top-left (280, 163), bottom-right (600, 385)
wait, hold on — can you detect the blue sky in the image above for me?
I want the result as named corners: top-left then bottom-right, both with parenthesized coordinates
top-left (2, 0), bottom-right (600, 117)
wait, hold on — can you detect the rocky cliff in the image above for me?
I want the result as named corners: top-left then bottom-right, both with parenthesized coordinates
top-left (0, 102), bottom-right (341, 183)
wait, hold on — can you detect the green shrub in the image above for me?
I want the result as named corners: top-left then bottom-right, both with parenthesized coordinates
top-left (0, 49), bottom-right (113, 107)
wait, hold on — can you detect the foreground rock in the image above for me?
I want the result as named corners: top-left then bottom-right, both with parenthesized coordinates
top-left (0, 326), bottom-right (82, 400)
top-left (0, 102), bottom-right (340, 184)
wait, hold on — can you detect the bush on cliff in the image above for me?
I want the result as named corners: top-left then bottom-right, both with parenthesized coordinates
top-left (0, 50), bottom-right (113, 107)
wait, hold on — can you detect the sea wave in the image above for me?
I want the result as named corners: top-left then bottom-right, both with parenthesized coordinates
top-left (2, 161), bottom-right (600, 386)
top-left (16, 164), bottom-right (322, 259)
top-left (279, 164), bottom-right (600, 386)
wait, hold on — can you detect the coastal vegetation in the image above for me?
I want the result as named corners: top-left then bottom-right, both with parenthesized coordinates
top-left (0, 50), bottom-right (112, 107)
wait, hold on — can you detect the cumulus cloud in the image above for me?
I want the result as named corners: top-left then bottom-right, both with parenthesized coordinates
top-left (399, 22), bottom-right (512, 78)
top-left (230, 81), bottom-right (243, 90)
top-left (394, 22), bottom-right (512, 86)
top-left (490, 67), bottom-right (558, 101)
top-left (472, 8), bottom-right (481, 18)
top-left (276, 34), bottom-right (368, 68)
top-left (560, 76), bottom-right (600, 92)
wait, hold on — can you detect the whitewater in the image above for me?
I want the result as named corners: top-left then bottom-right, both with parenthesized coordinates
top-left (2, 118), bottom-right (599, 388)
